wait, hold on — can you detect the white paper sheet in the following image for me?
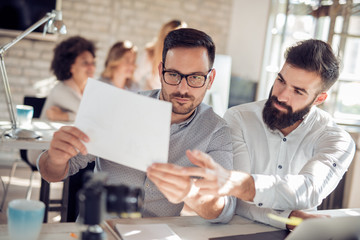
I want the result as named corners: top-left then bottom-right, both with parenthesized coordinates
top-left (115, 223), bottom-right (181, 240)
top-left (74, 78), bottom-right (171, 172)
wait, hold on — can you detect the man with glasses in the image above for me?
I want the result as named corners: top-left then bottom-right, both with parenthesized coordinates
top-left (38, 28), bottom-right (235, 223)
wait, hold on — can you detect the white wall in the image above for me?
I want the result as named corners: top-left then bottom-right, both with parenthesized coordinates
top-left (227, 0), bottom-right (270, 82)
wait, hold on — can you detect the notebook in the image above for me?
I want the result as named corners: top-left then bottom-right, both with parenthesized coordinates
top-left (114, 223), bottom-right (181, 240)
top-left (209, 230), bottom-right (289, 240)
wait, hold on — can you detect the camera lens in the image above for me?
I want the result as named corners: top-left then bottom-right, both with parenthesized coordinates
top-left (105, 185), bottom-right (144, 216)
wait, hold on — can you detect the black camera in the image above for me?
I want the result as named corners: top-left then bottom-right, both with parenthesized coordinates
top-left (77, 172), bottom-right (143, 240)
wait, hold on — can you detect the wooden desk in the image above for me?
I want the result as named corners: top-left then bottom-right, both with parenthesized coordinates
top-left (0, 215), bottom-right (279, 240)
top-left (1, 209), bottom-right (359, 240)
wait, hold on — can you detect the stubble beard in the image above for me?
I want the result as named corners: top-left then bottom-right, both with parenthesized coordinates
top-left (162, 90), bottom-right (196, 115)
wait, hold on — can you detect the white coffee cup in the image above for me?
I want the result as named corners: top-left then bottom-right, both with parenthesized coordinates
top-left (7, 199), bottom-right (45, 240)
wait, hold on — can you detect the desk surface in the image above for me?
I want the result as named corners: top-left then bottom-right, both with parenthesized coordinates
top-left (1, 209), bottom-right (359, 240)
top-left (0, 120), bottom-right (66, 150)
top-left (0, 215), bottom-right (278, 240)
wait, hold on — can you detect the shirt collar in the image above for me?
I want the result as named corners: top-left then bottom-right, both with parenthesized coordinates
top-left (178, 107), bottom-right (198, 127)
top-left (299, 105), bottom-right (316, 126)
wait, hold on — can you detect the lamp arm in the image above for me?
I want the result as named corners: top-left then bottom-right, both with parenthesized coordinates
top-left (0, 11), bottom-right (56, 131)
top-left (0, 56), bottom-right (17, 130)
top-left (0, 11), bottom-right (56, 54)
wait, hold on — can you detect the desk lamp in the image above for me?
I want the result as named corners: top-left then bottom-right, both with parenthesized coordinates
top-left (0, 1), bottom-right (66, 139)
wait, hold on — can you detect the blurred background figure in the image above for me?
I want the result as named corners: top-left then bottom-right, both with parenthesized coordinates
top-left (41, 35), bottom-right (96, 121)
top-left (100, 40), bottom-right (138, 91)
top-left (27, 36), bottom-right (96, 222)
top-left (28, 35), bottom-right (96, 165)
top-left (135, 19), bottom-right (187, 90)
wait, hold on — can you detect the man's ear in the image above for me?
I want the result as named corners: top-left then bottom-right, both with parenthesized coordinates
top-left (158, 62), bottom-right (163, 77)
top-left (207, 69), bottom-right (216, 90)
top-left (314, 92), bottom-right (327, 105)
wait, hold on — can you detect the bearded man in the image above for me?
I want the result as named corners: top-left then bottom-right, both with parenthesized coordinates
top-left (175, 39), bottom-right (355, 230)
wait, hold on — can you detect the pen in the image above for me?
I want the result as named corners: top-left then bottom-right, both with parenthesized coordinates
top-left (267, 213), bottom-right (303, 226)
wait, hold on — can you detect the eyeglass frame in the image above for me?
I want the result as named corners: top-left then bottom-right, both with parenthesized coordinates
top-left (161, 64), bottom-right (213, 88)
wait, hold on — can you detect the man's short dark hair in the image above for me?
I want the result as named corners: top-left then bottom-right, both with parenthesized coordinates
top-left (285, 39), bottom-right (339, 92)
top-left (51, 36), bottom-right (96, 81)
top-left (162, 28), bottom-right (215, 68)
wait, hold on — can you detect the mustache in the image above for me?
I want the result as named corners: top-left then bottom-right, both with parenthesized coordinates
top-left (170, 92), bottom-right (194, 99)
top-left (270, 96), bottom-right (292, 112)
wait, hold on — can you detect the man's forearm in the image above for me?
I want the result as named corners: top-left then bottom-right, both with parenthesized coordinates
top-left (38, 151), bottom-right (69, 182)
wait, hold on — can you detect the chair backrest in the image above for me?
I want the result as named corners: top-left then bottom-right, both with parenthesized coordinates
top-left (20, 96), bottom-right (47, 170)
top-left (23, 96), bottom-right (46, 118)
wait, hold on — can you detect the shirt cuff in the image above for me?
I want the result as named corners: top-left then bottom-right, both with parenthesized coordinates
top-left (36, 150), bottom-right (46, 171)
top-left (252, 174), bottom-right (277, 208)
top-left (207, 196), bottom-right (236, 224)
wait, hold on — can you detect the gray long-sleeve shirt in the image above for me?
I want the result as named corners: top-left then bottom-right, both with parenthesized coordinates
top-left (67, 89), bottom-right (236, 223)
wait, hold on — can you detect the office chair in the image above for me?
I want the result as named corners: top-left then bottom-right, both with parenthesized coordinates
top-left (20, 96), bottom-right (46, 200)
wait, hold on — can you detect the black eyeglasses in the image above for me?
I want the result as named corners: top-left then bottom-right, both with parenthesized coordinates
top-left (162, 66), bottom-right (212, 88)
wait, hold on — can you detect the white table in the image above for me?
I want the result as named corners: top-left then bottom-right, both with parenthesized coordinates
top-left (0, 120), bottom-right (66, 214)
top-left (0, 120), bottom-right (66, 150)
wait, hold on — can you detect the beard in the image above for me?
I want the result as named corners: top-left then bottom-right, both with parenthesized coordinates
top-left (262, 95), bottom-right (314, 131)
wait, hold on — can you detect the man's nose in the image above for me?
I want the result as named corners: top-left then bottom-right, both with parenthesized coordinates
top-left (177, 77), bottom-right (189, 93)
top-left (277, 87), bottom-right (290, 102)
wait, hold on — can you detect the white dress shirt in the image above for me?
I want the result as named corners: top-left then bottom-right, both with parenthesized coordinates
top-left (224, 100), bottom-right (355, 229)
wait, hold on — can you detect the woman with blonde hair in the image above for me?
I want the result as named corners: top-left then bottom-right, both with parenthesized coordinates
top-left (101, 40), bottom-right (138, 91)
top-left (136, 19), bottom-right (187, 90)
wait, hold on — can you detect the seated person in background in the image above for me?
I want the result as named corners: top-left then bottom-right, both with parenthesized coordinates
top-left (42, 35), bottom-right (96, 121)
top-left (159, 39), bottom-right (356, 229)
top-left (28, 36), bottom-right (96, 164)
top-left (100, 40), bottom-right (139, 91)
top-left (29, 36), bottom-right (96, 222)
top-left (38, 28), bottom-right (235, 223)
top-left (135, 19), bottom-right (187, 90)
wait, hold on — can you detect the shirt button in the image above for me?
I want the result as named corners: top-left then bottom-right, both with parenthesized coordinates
top-left (258, 203), bottom-right (263, 207)
top-left (146, 184), bottom-right (150, 188)
top-left (333, 163), bottom-right (337, 167)
top-left (278, 165), bottom-right (282, 169)
top-left (283, 138), bottom-right (287, 142)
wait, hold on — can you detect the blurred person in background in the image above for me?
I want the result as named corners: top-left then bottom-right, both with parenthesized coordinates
top-left (29, 36), bottom-right (96, 222)
top-left (28, 35), bottom-right (96, 165)
top-left (100, 40), bottom-right (138, 91)
top-left (135, 19), bottom-right (187, 90)
top-left (41, 35), bottom-right (96, 121)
